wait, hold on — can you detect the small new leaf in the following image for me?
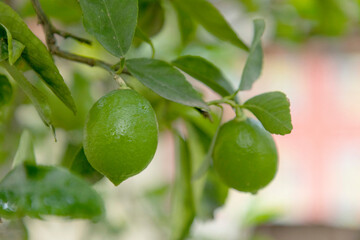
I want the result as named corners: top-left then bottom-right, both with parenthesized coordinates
top-left (126, 58), bottom-right (209, 110)
top-left (0, 2), bottom-right (76, 113)
top-left (79, 0), bottom-right (138, 57)
top-left (172, 55), bottom-right (233, 97)
top-left (239, 19), bottom-right (265, 91)
top-left (172, 0), bottom-right (248, 51)
top-left (12, 130), bottom-right (36, 168)
top-left (243, 91), bottom-right (293, 135)
top-left (0, 163), bottom-right (105, 220)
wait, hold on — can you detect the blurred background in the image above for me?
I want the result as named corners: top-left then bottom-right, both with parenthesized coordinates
top-left (1, 0), bottom-right (360, 239)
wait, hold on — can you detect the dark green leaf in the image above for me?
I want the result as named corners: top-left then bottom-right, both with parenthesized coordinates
top-left (172, 1), bottom-right (197, 45)
top-left (79, 0), bottom-right (138, 57)
top-left (126, 58), bottom-right (209, 110)
top-left (172, 55), bottom-right (233, 97)
top-left (172, 0), bottom-right (248, 51)
top-left (138, 0), bottom-right (165, 38)
top-left (134, 27), bottom-right (155, 58)
top-left (239, 19), bottom-right (265, 91)
top-left (0, 163), bottom-right (105, 221)
top-left (199, 168), bottom-right (228, 219)
top-left (171, 133), bottom-right (195, 240)
top-left (0, 38), bottom-right (8, 61)
top-left (70, 147), bottom-right (103, 184)
top-left (12, 130), bottom-right (36, 168)
top-left (0, 2), bottom-right (76, 114)
top-left (243, 91), bottom-right (292, 135)
top-left (0, 61), bottom-right (53, 128)
top-left (0, 74), bottom-right (12, 106)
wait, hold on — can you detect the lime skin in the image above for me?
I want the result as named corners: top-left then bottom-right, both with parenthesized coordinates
top-left (83, 89), bottom-right (158, 186)
top-left (213, 118), bottom-right (278, 193)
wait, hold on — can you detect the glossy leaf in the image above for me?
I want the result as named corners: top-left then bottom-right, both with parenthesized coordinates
top-left (70, 147), bottom-right (103, 184)
top-left (0, 2), bottom-right (76, 113)
top-left (0, 74), bottom-right (12, 106)
top-left (0, 61), bottom-right (53, 128)
top-left (138, 0), bottom-right (164, 38)
top-left (172, 55), bottom-right (233, 97)
top-left (243, 91), bottom-right (292, 135)
top-left (239, 19), bottom-right (265, 91)
top-left (79, 0), bottom-right (138, 57)
top-left (126, 58), bottom-right (209, 110)
top-left (0, 163), bottom-right (105, 220)
top-left (171, 133), bottom-right (195, 240)
top-left (172, 0), bottom-right (248, 51)
top-left (134, 27), bottom-right (155, 58)
top-left (12, 130), bottom-right (36, 168)
top-left (172, 1), bottom-right (197, 45)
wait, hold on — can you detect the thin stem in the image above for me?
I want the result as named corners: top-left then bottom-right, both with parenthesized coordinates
top-left (51, 27), bottom-right (92, 45)
top-left (207, 98), bottom-right (237, 108)
top-left (30, 0), bottom-right (124, 74)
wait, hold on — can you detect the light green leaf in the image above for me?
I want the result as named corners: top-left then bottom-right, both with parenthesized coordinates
top-left (134, 27), bottom-right (155, 58)
top-left (172, 55), bottom-right (233, 97)
top-left (171, 133), bottom-right (195, 240)
top-left (126, 58), bottom-right (209, 110)
top-left (243, 91), bottom-right (292, 135)
top-left (239, 19), bottom-right (265, 91)
top-left (0, 163), bottom-right (105, 221)
top-left (172, 1), bottom-right (197, 45)
top-left (79, 0), bottom-right (138, 57)
top-left (0, 61), bottom-right (53, 129)
top-left (70, 147), bottom-right (103, 184)
top-left (0, 2), bottom-right (76, 114)
top-left (0, 74), bottom-right (12, 106)
top-left (12, 130), bottom-right (36, 168)
top-left (0, 24), bottom-right (25, 65)
top-left (172, 0), bottom-right (248, 51)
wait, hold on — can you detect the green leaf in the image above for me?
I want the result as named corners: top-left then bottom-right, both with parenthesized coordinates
top-left (0, 74), bottom-right (12, 106)
top-left (171, 133), bottom-right (195, 240)
top-left (12, 130), bottom-right (36, 168)
top-left (239, 19), bottom-right (265, 91)
top-left (0, 24), bottom-right (25, 65)
top-left (0, 61), bottom-right (53, 129)
top-left (70, 147), bottom-right (103, 184)
top-left (134, 27), bottom-right (155, 58)
top-left (0, 163), bottom-right (105, 221)
top-left (172, 1), bottom-right (197, 45)
top-left (78, 0), bottom-right (138, 57)
top-left (125, 58), bottom-right (209, 110)
top-left (172, 55), bottom-right (233, 97)
top-left (138, 0), bottom-right (165, 38)
top-left (0, 2), bottom-right (76, 114)
top-left (172, 0), bottom-right (248, 51)
top-left (243, 91), bottom-right (292, 135)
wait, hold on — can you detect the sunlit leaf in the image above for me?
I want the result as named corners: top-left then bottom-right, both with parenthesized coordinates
top-left (243, 91), bottom-right (292, 135)
top-left (79, 0), bottom-right (138, 57)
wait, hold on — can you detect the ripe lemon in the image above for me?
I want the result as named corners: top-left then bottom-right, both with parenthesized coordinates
top-left (83, 89), bottom-right (158, 185)
top-left (212, 118), bottom-right (278, 193)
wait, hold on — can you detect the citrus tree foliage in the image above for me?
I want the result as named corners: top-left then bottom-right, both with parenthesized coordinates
top-left (0, 0), bottom-right (292, 239)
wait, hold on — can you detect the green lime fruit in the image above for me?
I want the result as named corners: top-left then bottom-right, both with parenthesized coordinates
top-left (213, 118), bottom-right (278, 193)
top-left (83, 89), bottom-right (158, 186)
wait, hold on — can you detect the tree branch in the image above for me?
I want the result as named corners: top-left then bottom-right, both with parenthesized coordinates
top-left (30, 0), bottom-right (126, 74)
